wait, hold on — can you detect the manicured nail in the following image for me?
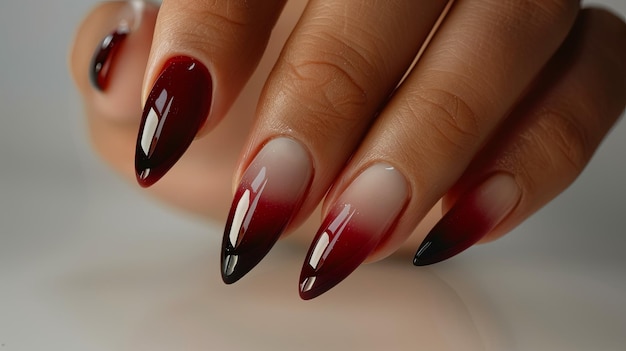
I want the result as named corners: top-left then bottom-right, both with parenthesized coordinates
top-left (299, 164), bottom-right (408, 300)
top-left (89, 0), bottom-right (145, 91)
top-left (221, 138), bottom-right (313, 284)
top-left (135, 56), bottom-right (213, 187)
top-left (413, 173), bottom-right (521, 266)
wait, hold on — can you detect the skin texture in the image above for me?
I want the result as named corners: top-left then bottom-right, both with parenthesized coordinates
top-left (70, 0), bottom-right (626, 298)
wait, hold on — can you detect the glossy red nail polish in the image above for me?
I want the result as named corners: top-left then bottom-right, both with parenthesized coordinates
top-left (299, 164), bottom-right (408, 300)
top-left (413, 173), bottom-right (521, 266)
top-left (89, 29), bottom-right (128, 91)
top-left (299, 204), bottom-right (380, 300)
top-left (221, 138), bottom-right (312, 284)
top-left (135, 56), bottom-right (213, 187)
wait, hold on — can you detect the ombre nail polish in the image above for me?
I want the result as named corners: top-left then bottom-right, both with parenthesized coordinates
top-left (413, 173), bottom-right (521, 266)
top-left (299, 164), bottom-right (409, 300)
top-left (135, 56), bottom-right (213, 187)
top-left (221, 138), bottom-right (313, 284)
top-left (89, 0), bottom-right (145, 91)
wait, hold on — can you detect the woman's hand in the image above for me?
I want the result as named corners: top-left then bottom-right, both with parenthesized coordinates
top-left (70, 0), bottom-right (626, 299)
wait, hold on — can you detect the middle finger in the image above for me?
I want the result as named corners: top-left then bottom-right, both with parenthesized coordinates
top-left (300, 0), bottom-right (580, 299)
top-left (221, 0), bottom-right (450, 283)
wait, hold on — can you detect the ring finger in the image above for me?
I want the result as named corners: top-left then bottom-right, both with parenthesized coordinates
top-left (299, 0), bottom-right (581, 299)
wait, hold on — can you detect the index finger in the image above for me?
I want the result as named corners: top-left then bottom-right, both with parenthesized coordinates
top-left (135, 0), bottom-right (288, 186)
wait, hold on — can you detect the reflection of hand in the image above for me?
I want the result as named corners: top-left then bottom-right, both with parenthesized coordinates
top-left (70, 0), bottom-right (625, 299)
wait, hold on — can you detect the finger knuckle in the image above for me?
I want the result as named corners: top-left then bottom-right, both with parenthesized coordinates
top-left (534, 0), bottom-right (579, 19)
top-left (485, 0), bottom-right (579, 37)
top-left (405, 89), bottom-right (483, 157)
top-left (186, 0), bottom-right (252, 27)
top-left (525, 108), bottom-right (591, 177)
top-left (282, 38), bottom-right (373, 124)
top-left (514, 0), bottom-right (579, 28)
top-left (167, 1), bottom-right (258, 55)
top-left (283, 60), bottom-right (367, 125)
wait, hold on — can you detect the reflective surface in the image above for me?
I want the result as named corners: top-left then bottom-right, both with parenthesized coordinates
top-left (221, 137), bottom-right (312, 284)
top-left (135, 56), bottom-right (213, 187)
top-left (1, 0), bottom-right (625, 350)
top-left (1, 205), bottom-right (625, 350)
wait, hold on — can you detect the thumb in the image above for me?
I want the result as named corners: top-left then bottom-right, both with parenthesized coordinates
top-left (70, 1), bottom-right (158, 124)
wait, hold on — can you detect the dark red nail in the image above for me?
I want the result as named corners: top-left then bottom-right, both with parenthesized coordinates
top-left (299, 164), bottom-right (408, 300)
top-left (89, 29), bottom-right (128, 91)
top-left (221, 138), bottom-right (312, 284)
top-left (135, 56), bottom-right (213, 187)
top-left (414, 173), bottom-right (521, 266)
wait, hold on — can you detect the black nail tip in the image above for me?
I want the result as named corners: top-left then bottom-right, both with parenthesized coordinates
top-left (220, 248), bottom-right (269, 285)
top-left (220, 254), bottom-right (245, 284)
top-left (412, 240), bottom-right (444, 266)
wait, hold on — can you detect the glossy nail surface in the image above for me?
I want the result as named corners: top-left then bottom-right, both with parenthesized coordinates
top-left (135, 56), bottom-right (213, 187)
top-left (299, 164), bottom-right (408, 300)
top-left (414, 173), bottom-right (521, 266)
top-left (222, 138), bottom-right (313, 284)
top-left (89, 1), bottom-right (145, 91)
top-left (90, 29), bottom-right (128, 91)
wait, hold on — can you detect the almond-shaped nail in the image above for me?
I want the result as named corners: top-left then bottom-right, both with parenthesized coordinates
top-left (299, 164), bottom-right (409, 300)
top-left (135, 56), bottom-right (213, 187)
top-left (413, 173), bottom-right (521, 266)
top-left (89, 0), bottom-right (145, 91)
top-left (221, 137), bottom-right (313, 284)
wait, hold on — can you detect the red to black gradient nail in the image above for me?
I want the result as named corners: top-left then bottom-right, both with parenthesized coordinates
top-left (299, 164), bottom-right (408, 300)
top-left (413, 173), bottom-right (521, 266)
top-left (135, 56), bottom-right (213, 187)
top-left (221, 138), bottom-right (312, 284)
top-left (89, 28), bottom-right (128, 91)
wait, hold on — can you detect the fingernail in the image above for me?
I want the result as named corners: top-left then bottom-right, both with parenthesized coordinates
top-left (413, 172), bottom-right (521, 266)
top-left (135, 56), bottom-right (213, 187)
top-left (89, 0), bottom-right (145, 91)
top-left (299, 164), bottom-right (408, 300)
top-left (221, 137), bottom-right (313, 284)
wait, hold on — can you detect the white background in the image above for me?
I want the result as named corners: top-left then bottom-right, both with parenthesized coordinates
top-left (1, 1), bottom-right (625, 350)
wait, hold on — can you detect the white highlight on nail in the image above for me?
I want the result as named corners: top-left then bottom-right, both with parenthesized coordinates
top-left (327, 204), bottom-right (354, 238)
top-left (101, 35), bottom-right (113, 48)
top-left (141, 107), bottom-right (159, 155)
top-left (223, 255), bottom-right (238, 276)
top-left (309, 232), bottom-right (330, 269)
top-left (242, 180), bottom-right (267, 233)
top-left (251, 167), bottom-right (267, 192)
top-left (154, 96), bottom-right (172, 141)
top-left (139, 168), bottom-right (150, 179)
top-left (229, 189), bottom-right (250, 248)
top-left (154, 89), bottom-right (168, 112)
top-left (301, 276), bottom-right (316, 293)
top-left (415, 241), bottom-right (431, 258)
